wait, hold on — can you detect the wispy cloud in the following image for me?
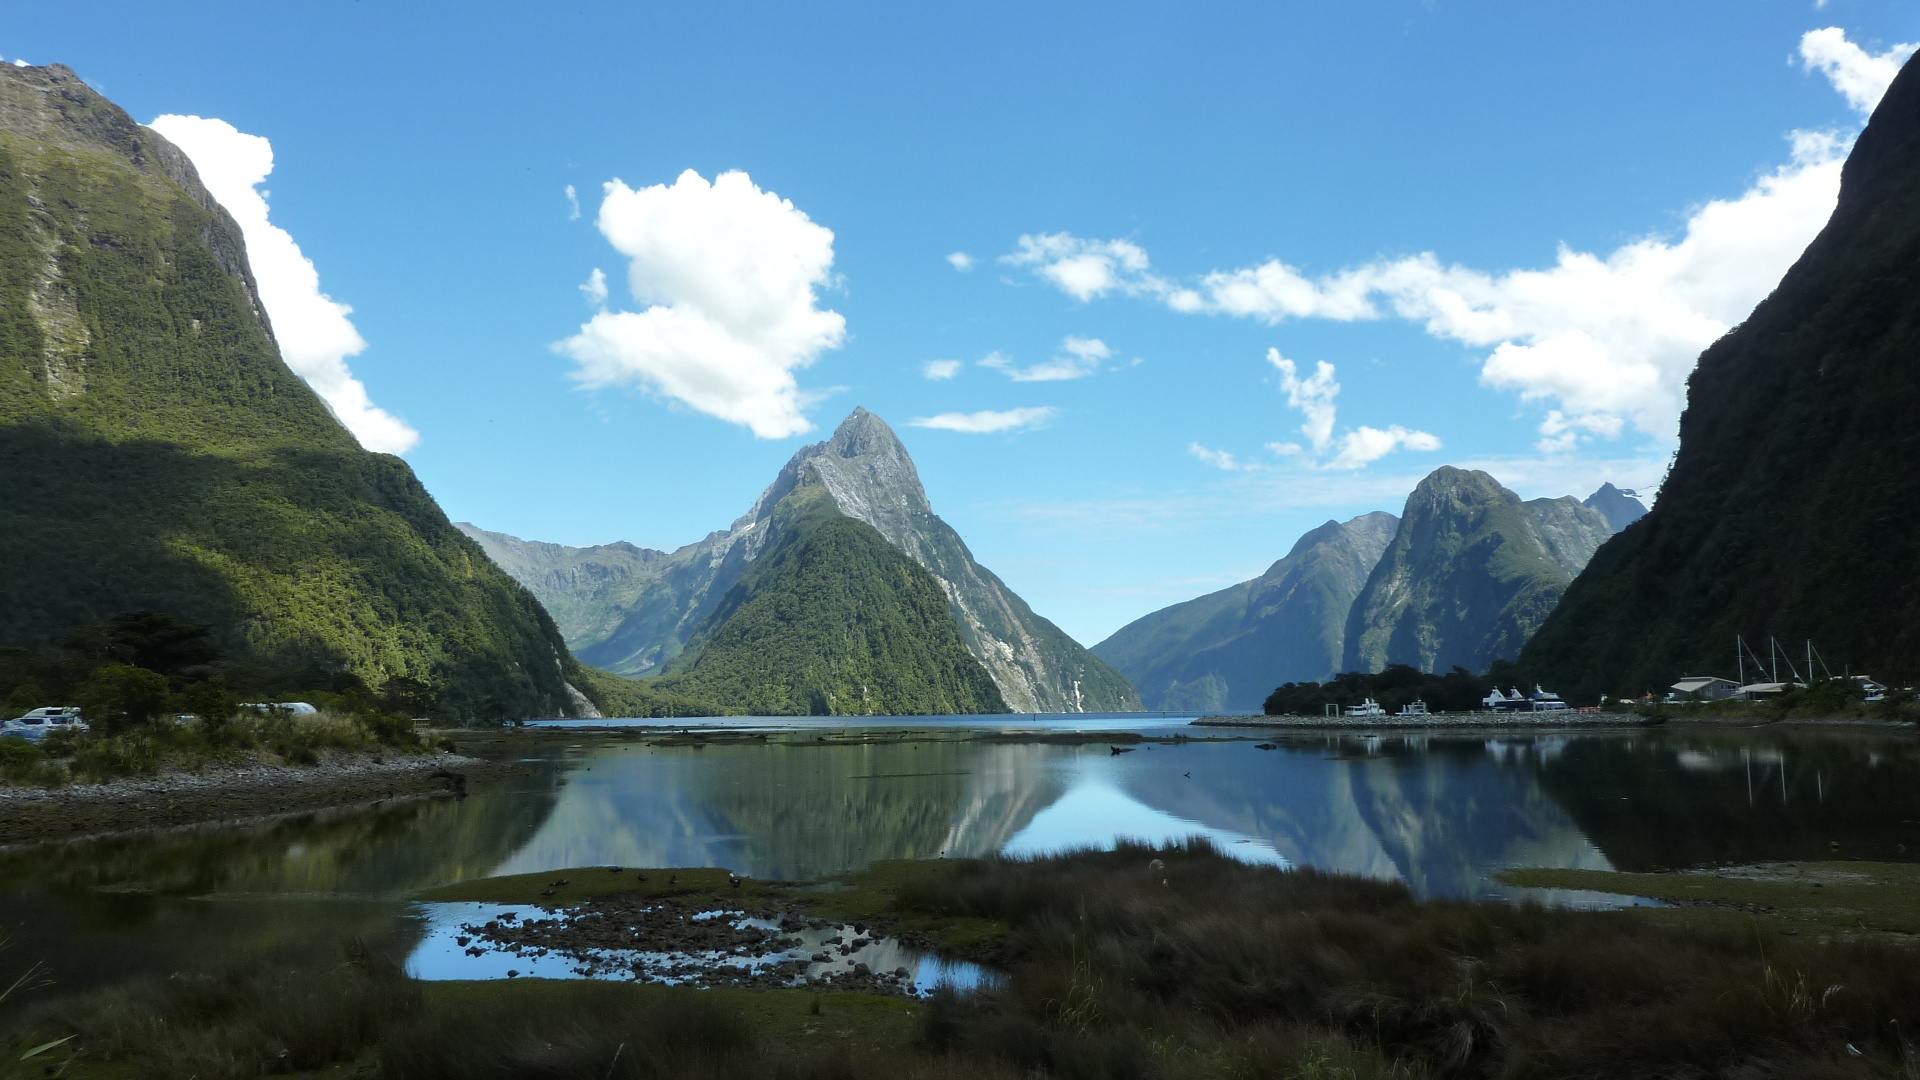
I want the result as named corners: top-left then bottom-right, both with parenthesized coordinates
top-left (580, 267), bottom-right (608, 306)
top-left (921, 359), bottom-right (962, 380)
top-left (565, 184), bottom-right (581, 221)
top-left (1188, 443), bottom-right (1244, 470)
top-left (910, 406), bottom-right (1057, 433)
top-left (1799, 27), bottom-right (1916, 114)
top-left (946, 251), bottom-right (975, 271)
top-left (980, 336), bottom-right (1112, 381)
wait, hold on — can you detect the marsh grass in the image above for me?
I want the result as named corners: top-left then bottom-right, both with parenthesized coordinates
top-left (18, 844), bottom-right (1920, 1079)
top-left (900, 840), bottom-right (1920, 1078)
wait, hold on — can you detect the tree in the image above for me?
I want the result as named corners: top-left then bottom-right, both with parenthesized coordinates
top-left (75, 665), bottom-right (170, 734)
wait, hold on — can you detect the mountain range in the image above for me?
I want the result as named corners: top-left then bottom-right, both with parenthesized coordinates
top-left (1095, 469), bottom-right (1643, 711)
top-left (462, 409), bottom-right (1139, 714)
top-left (1524, 50), bottom-right (1920, 695)
top-left (0, 64), bottom-right (602, 718)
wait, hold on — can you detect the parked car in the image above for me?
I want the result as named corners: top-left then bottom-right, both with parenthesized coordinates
top-left (2, 706), bottom-right (88, 741)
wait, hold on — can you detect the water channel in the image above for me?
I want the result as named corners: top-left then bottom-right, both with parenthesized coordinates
top-left (3, 718), bottom-right (1916, 1011)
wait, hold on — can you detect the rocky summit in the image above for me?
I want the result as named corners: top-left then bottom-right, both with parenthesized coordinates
top-left (464, 409), bottom-right (1138, 713)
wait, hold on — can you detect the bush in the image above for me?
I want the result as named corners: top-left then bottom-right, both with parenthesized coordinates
top-left (74, 664), bottom-right (170, 735)
top-left (0, 736), bottom-right (63, 787)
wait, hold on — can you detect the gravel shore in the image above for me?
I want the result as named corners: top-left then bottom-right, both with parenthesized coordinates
top-left (0, 752), bottom-right (492, 846)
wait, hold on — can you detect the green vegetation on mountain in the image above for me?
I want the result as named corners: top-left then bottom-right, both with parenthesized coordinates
top-left (0, 64), bottom-right (586, 718)
top-left (657, 486), bottom-right (1006, 715)
top-left (1094, 512), bottom-right (1397, 711)
top-left (1345, 468), bottom-right (1612, 675)
top-left (1525, 54), bottom-right (1920, 696)
top-left (469, 409), bottom-right (1137, 712)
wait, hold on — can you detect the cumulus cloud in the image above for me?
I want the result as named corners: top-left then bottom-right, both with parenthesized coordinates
top-left (1002, 233), bottom-right (1162, 301)
top-left (947, 252), bottom-right (975, 271)
top-left (556, 169), bottom-right (846, 439)
top-left (148, 114), bottom-right (419, 454)
top-left (910, 406), bottom-right (1057, 433)
top-left (1008, 30), bottom-right (1900, 452)
top-left (1328, 425), bottom-right (1443, 470)
top-left (922, 358), bottom-right (962, 380)
top-left (980, 336), bottom-right (1113, 381)
top-left (1799, 27), bottom-right (1917, 115)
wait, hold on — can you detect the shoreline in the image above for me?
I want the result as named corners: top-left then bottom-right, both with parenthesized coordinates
top-left (0, 751), bottom-right (501, 848)
top-left (1191, 710), bottom-right (1651, 729)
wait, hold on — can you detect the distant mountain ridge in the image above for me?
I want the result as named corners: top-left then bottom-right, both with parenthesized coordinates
top-left (0, 63), bottom-right (591, 718)
top-left (1524, 49), bottom-right (1920, 694)
top-left (1093, 512), bottom-right (1397, 712)
top-left (1343, 468), bottom-right (1615, 675)
top-left (1096, 469), bottom-right (1638, 709)
top-left (463, 409), bottom-right (1138, 713)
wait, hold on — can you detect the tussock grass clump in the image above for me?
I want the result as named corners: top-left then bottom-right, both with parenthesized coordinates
top-left (22, 942), bottom-right (416, 1079)
top-left (900, 840), bottom-right (1920, 1078)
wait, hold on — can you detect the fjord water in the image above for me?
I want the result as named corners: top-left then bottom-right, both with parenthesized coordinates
top-left (3, 722), bottom-right (1916, 1009)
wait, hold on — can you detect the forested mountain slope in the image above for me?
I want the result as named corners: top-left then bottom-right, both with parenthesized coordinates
top-left (0, 63), bottom-right (590, 718)
top-left (1094, 513), bottom-right (1397, 711)
top-left (1525, 51), bottom-right (1920, 695)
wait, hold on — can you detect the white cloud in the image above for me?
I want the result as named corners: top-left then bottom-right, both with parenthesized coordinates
top-left (1267, 348), bottom-right (1339, 450)
top-left (947, 252), bottom-right (975, 271)
top-left (148, 114), bottom-right (419, 454)
top-left (580, 267), bottom-right (608, 306)
top-left (1327, 425), bottom-right (1443, 470)
top-left (1008, 30), bottom-right (1899, 453)
top-left (910, 407), bottom-right (1057, 433)
top-left (565, 184), bottom-right (581, 220)
top-left (1188, 443), bottom-right (1244, 470)
top-left (1002, 233), bottom-right (1162, 301)
top-left (1799, 27), bottom-right (1917, 115)
top-left (556, 169), bottom-right (845, 439)
top-left (922, 358), bottom-right (962, 380)
top-left (981, 336), bottom-right (1112, 381)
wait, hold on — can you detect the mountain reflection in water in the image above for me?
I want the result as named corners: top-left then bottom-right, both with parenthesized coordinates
top-left (3, 726), bottom-right (1915, 1008)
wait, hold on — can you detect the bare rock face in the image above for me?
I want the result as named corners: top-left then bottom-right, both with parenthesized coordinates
top-left (464, 409), bottom-right (1139, 713)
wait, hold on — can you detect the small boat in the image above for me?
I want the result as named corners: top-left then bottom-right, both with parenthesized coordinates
top-left (1344, 698), bottom-right (1386, 719)
top-left (1396, 700), bottom-right (1430, 717)
top-left (1527, 685), bottom-right (1571, 712)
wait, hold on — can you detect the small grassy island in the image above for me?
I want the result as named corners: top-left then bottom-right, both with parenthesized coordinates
top-left (11, 842), bottom-right (1920, 1079)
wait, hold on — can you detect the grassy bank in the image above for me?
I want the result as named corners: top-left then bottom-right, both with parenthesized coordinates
top-left (0, 708), bottom-right (445, 788)
top-left (13, 843), bottom-right (1920, 1078)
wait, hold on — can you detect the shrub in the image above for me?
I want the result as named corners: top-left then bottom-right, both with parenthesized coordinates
top-left (0, 737), bottom-right (63, 787)
top-left (74, 664), bottom-right (170, 735)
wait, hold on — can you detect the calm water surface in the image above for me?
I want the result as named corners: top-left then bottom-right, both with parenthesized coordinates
top-left (4, 719), bottom-right (1917, 1009)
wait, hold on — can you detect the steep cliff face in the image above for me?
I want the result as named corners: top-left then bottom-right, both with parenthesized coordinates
top-left (465, 408), bottom-right (1138, 712)
top-left (1525, 52), bottom-right (1920, 694)
top-left (1094, 512), bottom-right (1397, 711)
top-left (1344, 468), bottom-right (1613, 675)
top-left (0, 64), bottom-right (583, 718)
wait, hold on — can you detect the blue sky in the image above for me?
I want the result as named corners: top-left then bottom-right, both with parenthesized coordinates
top-left (7, 2), bottom-right (1917, 645)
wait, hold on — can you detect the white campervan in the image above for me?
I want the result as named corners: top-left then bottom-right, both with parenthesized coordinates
top-left (2, 706), bottom-right (88, 741)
